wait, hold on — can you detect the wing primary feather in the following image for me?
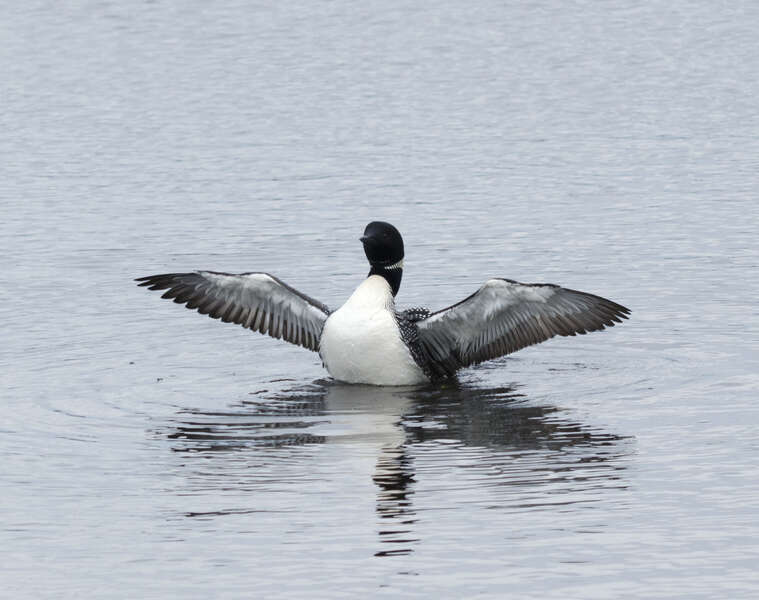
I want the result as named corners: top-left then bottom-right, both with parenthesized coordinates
top-left (416, 278), bottom-right (630, 374)
top-left (137, 271), bottom-right (329, 352)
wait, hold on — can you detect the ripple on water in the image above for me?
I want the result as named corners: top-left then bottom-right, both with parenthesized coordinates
top-left (151, 378), bottom-right (634, 559)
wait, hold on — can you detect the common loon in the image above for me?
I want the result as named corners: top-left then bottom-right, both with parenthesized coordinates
top-left (136, 221), bottom-right (630, 385)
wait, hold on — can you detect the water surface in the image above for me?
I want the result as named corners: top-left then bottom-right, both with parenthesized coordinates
top-left (2, 1), bottom-right (758, 598)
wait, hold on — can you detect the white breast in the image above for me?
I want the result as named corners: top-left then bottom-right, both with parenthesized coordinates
top-left (319, 276), bottom-right (428, 386)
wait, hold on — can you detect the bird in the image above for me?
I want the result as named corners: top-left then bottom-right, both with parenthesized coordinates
top-left (136, 221), bottom-right (630, 386)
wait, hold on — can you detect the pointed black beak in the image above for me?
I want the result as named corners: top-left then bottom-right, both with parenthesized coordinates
top-left (360, 235), bottom-right (373, 245)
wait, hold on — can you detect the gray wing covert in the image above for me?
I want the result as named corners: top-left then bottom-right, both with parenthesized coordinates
top-left (136, 271), bottom-right (330, 351)
top-left (416, 278), bottom-right (630, 378)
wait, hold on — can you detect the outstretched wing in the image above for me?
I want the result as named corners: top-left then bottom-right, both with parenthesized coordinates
top-left (417, 278), bottom-right (630, 377)
top-left (136, 271), bottom-right (330, 351)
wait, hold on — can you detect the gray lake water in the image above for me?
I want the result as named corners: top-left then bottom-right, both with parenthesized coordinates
top-left (2, 1), bottom-right (758, 598)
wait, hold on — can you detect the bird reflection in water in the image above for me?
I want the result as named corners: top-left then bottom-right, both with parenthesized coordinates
top-left (162, 377), bottom-right (631, 557)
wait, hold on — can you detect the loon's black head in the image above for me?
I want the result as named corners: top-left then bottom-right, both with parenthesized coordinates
top-left (360, 221), bottom-right (404, 296)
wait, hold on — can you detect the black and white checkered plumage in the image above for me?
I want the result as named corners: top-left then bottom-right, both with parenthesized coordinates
top-left (395, 307), bottom-right (434, 379)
